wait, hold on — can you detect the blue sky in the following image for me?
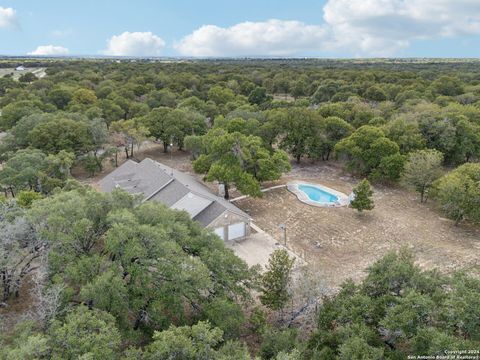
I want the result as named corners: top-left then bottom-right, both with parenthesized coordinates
top-left (0, 0), bottom-right (479, 57)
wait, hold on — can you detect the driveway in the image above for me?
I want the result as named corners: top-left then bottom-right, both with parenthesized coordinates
top-left (226, 224), bottom-right (304, 269)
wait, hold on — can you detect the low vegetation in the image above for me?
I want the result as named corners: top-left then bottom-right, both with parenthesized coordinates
top-left (1, 58), bottom-right (479, 358)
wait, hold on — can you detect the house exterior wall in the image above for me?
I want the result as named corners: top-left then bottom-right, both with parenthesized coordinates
top-left (206, 210), bottom-right (251, 240)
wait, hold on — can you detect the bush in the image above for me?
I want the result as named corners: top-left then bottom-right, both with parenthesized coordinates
top-left (260, 328), bottom-right (299, 360)
top-left (16, 190), bottom-right (43, 208)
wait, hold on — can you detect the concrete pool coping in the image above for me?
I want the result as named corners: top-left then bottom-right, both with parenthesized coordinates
top-left (287, 180), bottom-right (350, 208)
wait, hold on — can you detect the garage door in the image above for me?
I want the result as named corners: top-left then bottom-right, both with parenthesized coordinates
top-left (214, 227), bottom-right (225, 240)
top-left (228, 222), bottom-right (246, 240)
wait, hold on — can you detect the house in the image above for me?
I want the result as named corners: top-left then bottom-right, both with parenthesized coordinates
top-left (99, 158), bottom-right (251, 241)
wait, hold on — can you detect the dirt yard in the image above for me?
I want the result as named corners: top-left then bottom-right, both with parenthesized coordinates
top-left (72, 142), bottom-right (196, 188)
top-left (73, 145), bottom-right (480, 291)
top-left (236, 161), bottom-right (480, 291)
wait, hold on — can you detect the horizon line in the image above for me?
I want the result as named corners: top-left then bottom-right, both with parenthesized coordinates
top-left (1, 55), bottom-right (480, 61)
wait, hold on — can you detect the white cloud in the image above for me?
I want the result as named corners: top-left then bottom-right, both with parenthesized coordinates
top-left (28, 45), bottom-right (69, 56)
top-left (103, 31), bottom-right (165, 56)
top-left (323, 0), bottom-right (480, 56)
top-left (174, 19), bottom-right (328, 57)
top-left (175, 1), bottom-right (480, 57)
top-left (0, 7), bottom-right (18, 28)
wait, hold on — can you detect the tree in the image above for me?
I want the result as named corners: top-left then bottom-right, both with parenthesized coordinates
top-left (71, 88), bottom-right (98, 105)
top-left (0, 149), bottom-right (75, 196)
top-left (370, 153), bottom-right (406, 183)
top-left (383, 117), bottom-right (426, 154)
top-left (433, 163), bottom-right (480, 225)
top-left (350, 179), bottom-right (374, 212)
top-left (364, 85), bottom-right (387, 102)
top-left (276, 108), bottom-right (323, 163)
top-left (18, 72), bottom-right (37, 83)
top-left (291, 78), bottom-right (308, 99)
top-left (48, 88), bottom-right (73, 110)
top-left (16, 190), bottom-right (43, 208)
top-left (79, 269), bottom-right (129, 325)
top-left (418, 116), bottom-right (456, 161)
top-left (335, 125), bottom-right (401, 180)
top-left (453, 117), bottom-right (480, 164)
top-left (0, 203), bottom-right (46, 301)
top-left (49, 306), bottom-right (121, 360)
top-left (142, 107), bottom-right (206, 152)
top-left (1, 113), bottom-right (50, 152)
top-left (260, 249), bottom-right (295, 312)
top-left (307, 249), bottom-right (479, 357)
top-left (0, 321), bottom-right (50, 360)
top-left (184, 135), bottom-right (204, 160)
top-left (99, 99), bottom-right (124, 125)
top-left (202, 297), bottom-right (245, 339)
top-left (431, 76), bottom-right (464, 96)
top-left (260, 328), bottom-right (299, 360)
top-left (0, 149), bottom-right (47, 195)
top-left (28, 118), bottom-right (92, 155)
top-left (110, 119), bottom-right (149, 158)
top-left (402, 149), bottom-right (444, 202)
top-left (208, 85), bottom-right (235, 105)
top-left (192, 129), bottom-right (290, 199)
top-left (83, 118), bottom-right (110, 173)
top-left (311, 81), bottom-right (340, 103)
top-left (147, 89), bottom-right (177, 108)
top-left (28, 189), bottom-right (254, 334)
top-left (143, 321), bottom-right (250, 360)
top-left (338, 336), bottom-right (384, 360)
top-left (248, 87), bottom-right (269, 105)
top-left (319, 117), bottom-right (354, 161)
top-left (0, 100), bottom-right (43, 130)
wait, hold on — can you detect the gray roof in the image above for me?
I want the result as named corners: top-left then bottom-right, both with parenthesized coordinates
top-left (98, 158), bottom-right (250, 227)
top-left (193, 201), bottom-right (227, 227)
top-left (149, 180), bottom-right (189, 206)
top-left (171, 192), bottom-right (213, 218)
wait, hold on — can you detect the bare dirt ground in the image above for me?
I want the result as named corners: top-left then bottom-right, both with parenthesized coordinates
top-left (237, 161), bottom-right (480, 291)
top-left (0, 67), bottom-right (46, 80)
top-left (72, 142), bottom-right (196, 188)
top-left (73, 145), bottom-right (480, 291)
top-left (72, 142), bottom-right (238, 197)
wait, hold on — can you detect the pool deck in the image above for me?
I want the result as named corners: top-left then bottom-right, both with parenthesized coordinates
top-left (287, 180), bottom-right (350, 207)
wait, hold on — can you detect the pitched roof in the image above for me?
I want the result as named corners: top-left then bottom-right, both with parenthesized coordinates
top-left (98, 158), bottom-right (250, 226)
top-left (193, 201), bottom-right (227, 227)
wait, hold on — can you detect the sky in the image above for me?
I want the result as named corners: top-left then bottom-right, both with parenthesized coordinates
top-left (0, 0), bottom-right (479, 58)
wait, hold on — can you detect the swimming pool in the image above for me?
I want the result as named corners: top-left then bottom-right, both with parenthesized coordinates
top-left (298, 184), bottom-right (339, 204)
top-left (287, 181), bottom-right (350, 207)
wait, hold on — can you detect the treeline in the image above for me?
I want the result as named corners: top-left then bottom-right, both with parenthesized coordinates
top-left (1, 189), bottom-right (478, 359)
top-left (1, 60), bottom-right (479, 220)
top-left (1, 59), bottom-right (480, 358)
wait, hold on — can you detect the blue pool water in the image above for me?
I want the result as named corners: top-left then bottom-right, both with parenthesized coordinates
top-left (298, 184), bottom-right (338, 204)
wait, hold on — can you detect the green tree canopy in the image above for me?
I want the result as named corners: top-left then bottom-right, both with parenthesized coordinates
top-left (308, 250), bottom-right (479, 358)
top-left (350, 179), bottom-right (374, 212)
top-left (49, 306), bottom-right (121, 360)
top-left (335, 125), bottom-right (402, 180)
top-left (433, 163), bottom-right (480, 225)
top-left (260, 249), bottom-right (295, 311)
top-left (28, 188), bottom-right (254, 335)
top-left (192, 129), bottom-right (290, 198)
top-left (402, 149), bottom-right (444, 202)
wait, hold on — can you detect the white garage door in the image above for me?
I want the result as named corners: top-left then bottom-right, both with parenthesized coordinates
top-left (228, 222), bottom-right (246, 240)
top-left (214, 227), bottom-right (225, 240)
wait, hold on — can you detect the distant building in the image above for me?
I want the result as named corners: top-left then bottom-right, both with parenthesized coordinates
top-left (99, 158), bottom-right (251, 241)
top-left (15, 66), bottom-right (25, 71)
